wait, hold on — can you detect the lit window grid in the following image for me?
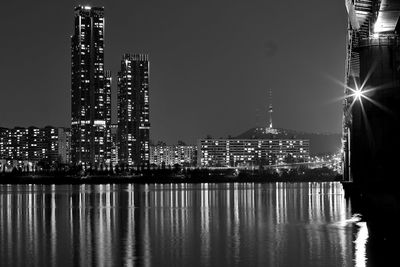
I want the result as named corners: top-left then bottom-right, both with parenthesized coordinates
top-left (71, 7), bottom-right (111, 168)
top-left (198, 139), bottom-right (310, 167)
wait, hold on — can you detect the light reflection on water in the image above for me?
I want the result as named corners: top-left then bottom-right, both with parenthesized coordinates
top-left (0, 182), bottom-right (365, 266)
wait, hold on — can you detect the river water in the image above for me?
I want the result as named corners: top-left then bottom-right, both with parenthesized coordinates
top-left (0, 182), bottom-right (368, 266)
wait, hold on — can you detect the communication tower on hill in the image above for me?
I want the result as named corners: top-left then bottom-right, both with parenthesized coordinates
top-left (268, 88), bottom-right (273, 129)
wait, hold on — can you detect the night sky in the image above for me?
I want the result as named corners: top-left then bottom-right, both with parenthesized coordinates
top-left (0, 0), bottom-right (347, 144)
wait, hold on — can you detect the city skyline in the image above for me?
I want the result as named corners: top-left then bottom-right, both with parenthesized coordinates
top-left (0, 1), bottom-right (399, 266)
top-left (0, 0), bottom-right (347, 144)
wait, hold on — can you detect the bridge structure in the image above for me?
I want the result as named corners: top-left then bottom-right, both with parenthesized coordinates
top-left (343, 0), bottom-right (400, 182)
top-left (342, 0), bottom-right (400, 241)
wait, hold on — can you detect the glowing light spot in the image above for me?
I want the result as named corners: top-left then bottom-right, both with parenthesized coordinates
top-left (372, 33), bottom-right (380, 39)
top-left (354, 89), bottom-right (363, 101)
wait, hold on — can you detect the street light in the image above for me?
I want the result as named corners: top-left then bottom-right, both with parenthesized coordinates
top-left (353, 88), bottom-right (364, 101)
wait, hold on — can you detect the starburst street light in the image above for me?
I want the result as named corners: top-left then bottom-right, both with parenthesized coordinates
top-left (342, 77), bottom-right (369, 113)
top-left (354, 88), bottom-right (363, 98)
top-left (348, 86), bottom-right (365, 103)
top-left (326, 62), bottom-right (391, 114)
top-left (345, 79), bottom-right (389, 113)
top-left (354, 89), bottom-right (363, 100)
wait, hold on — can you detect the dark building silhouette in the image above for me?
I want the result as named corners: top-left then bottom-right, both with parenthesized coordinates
top-left (117, 54), bottom-right (150, 169)
top-left (70, 6), bottom-right (111, 169)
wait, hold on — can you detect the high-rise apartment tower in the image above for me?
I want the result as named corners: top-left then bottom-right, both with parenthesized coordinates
top-left (70, 6), bottom-right (111, 169)
top-left (117, 54), bottom-right (150, 169)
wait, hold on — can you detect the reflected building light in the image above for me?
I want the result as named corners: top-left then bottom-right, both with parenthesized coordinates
top-left (106, 184), bottom-right (111, 208)
top-left (28, 186), bottom-right (33, 231)
top-left (79, 189), bottom-right (84, 210)
top-left (175, 187), bottom-right (179, 208)
top-left (160, 187), bottom-right (164, 207)
top-left (308, 185), bottom-right (313, 221)
top-left (112, 185), bottom-right (117, 207)
top-left (145, 184), bottom-right (149, 207)
top-left (51, 185), bottom-right (57, 267)
top-left (98, 200), bottom-right (105, 265)
top-left (233, 185), bottom-right (239, 224)
top-left (0, 194), bottom-right (3, 233)
top-left (144, 196), bottom-right (151, 267)
top-left (170, 187), bottom-right (174, 208)
top-left (154, 187), bottom-right (158, 207)
top-left (298, 184), bottom-right (304, 221)
top-left (200, 193), bottom-right (211, 267)
top-left (105, 198), bottom-right (112, 265)
top-left (354, 222), bottom-right (369, 267)
top-left (0, 182), bottom-right (360, 265)
top-left (128, 184), bottom-right (134, 207)
top-left (202, 183), bottom-right (209, 208)
top-left (276, 184), bottom-right (282, 224)
top-left (16, 192), bottom-right (22, 266)
top-left (124, 194), bottom-right (134, 267)
top-left (170, 188), bottom-right (175, 207)
top-left (69, 193), bottom-right (74, 247)
top-left (181, 190), bottom-right (185, 208)
top-left (282, 184), bottom-right (287, 223)
top-left (7, 193), bottom-right (12, 262)
top-left (226, 187), bottom-right (231, 210)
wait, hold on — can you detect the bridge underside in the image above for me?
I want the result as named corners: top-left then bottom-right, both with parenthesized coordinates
top-left (374, 0), bottom-right (400, 32)
top-left (343, 0), bottom-right (400, 241)
top-left (343, 0), bottom-right (400, 183)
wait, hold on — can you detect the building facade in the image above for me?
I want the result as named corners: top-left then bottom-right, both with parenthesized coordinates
top-left (150, 145), bottom-right (197, 167)
top-left (57, 128), bottom-right (71, 164)
top-left (6, 127), bottom-right (29, 160)
top-left (198, 139), bottom-right (309, 168)
top-left (105, 70), bottom-right (112, 164)
top-left (70, 6), bottom-right (111, 169)
top-left (117, 54), bottom-right (150, 169)
top-left (110, 123), bottom-right (119, 169)
top-left (0, 128), bottom-right (7, 160)
top-left (0, 126), bottom-right (71, 167)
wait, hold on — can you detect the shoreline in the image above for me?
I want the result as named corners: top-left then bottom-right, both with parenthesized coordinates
top-left (0, 175), bottom-right (340, 185)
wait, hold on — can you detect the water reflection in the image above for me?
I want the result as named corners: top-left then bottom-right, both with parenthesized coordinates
top-left (0, 182), bottom-right (365, 266)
